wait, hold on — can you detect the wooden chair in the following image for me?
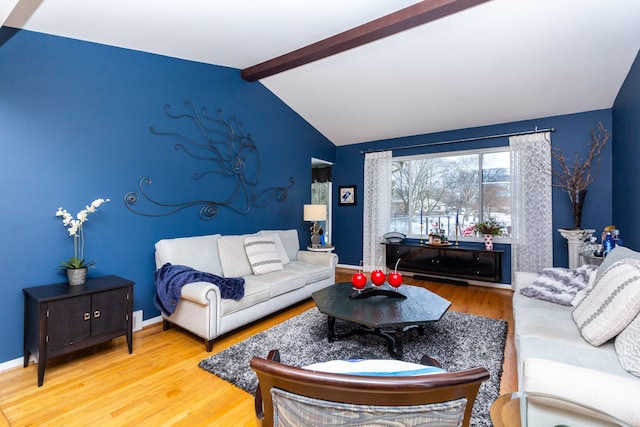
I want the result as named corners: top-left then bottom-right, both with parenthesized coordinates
top-left (250, 350), bottom-right (490, 427)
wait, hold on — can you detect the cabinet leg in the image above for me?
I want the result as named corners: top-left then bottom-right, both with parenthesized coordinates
top-left (37, 357), bottom-right (46, 387)
top-left (127, 330), bottom-right (133, 354)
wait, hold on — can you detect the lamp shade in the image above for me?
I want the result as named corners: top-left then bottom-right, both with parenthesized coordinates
top-left (303, 204), bottom-right (327, 221)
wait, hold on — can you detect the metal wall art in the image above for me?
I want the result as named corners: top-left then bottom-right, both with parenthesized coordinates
top-left (124, 101), bottom-right (294, 220)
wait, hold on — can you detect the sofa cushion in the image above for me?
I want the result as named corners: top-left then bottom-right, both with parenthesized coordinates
top-left (615, 312), bottom-right (640, 376)
top-left (517, 336), bottom-right (630, 378)
top-left (259, 229), bottom-right (300, 262)
top-left (523, 358), bottom-right (640, 427)
top-left (155, 234), bottom-right (223, 276)
top-left (220, 280), bottom-right (270, 316)
top-left (244, 270), bottom-right (306, 298)
top-left (244, 236), bottom-right (284, 275)
top-left (218, 235), bottom-right (254, 278)
top-left (284, 261), bottom-right (332, 284)
top-left (520, 265), bottom-right (596, 306)
top-left (573, 259), bottom-right (640, 346)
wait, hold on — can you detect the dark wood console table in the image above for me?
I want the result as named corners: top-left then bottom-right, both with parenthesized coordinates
top-left (384, 242), bottom-right (503, 283)
top-left (23, 275), bottom-right (134, 386)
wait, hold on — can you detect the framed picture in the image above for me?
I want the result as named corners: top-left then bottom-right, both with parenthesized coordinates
top-left (338, 185), bottom-right (357, 206)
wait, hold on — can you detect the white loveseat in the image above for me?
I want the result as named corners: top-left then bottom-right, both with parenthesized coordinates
top-left (513, 246), bottom-right (640, 426)
top-left (154, 229), bottom-right (338, 351)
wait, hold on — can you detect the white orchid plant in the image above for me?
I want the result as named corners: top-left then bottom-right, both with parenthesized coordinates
top-left (56, 198), bottom-right (110, 269)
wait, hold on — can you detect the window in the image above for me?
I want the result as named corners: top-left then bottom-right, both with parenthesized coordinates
top-left (311, 163), bottom-right (332, 244)
top-left (390, 148), bottom-right (510, 240)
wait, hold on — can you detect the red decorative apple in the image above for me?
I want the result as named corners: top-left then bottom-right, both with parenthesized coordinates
top-left (371, 269), bottom-right (386, 287)
top-left (388, 259), bottom-right (403, 289)
top-left (351, 261), bottom-right (367, 290)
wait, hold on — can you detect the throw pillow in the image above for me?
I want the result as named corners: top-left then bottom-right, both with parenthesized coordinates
top-left (571, 269), bottom-right (597, 307)
top-left (594, 246), bottom-right (640, 283)
top-left (261, 233), bottom-right (290, 265)
top-left (615, 313), bottom-right (640, 376)
top-left (520, 265), bottom-right (597, 306)
top-left (217, 235), bottom-right (254, 278)
top-left (259, 229), bottom-right (300, 261)
top-left (244, 236), bottom-right (284, 275)
top-left (573, 259), bottom-right (640, 346)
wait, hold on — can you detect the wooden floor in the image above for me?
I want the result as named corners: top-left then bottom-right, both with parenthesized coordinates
top-left (0, 268), bottom-right (516, 426)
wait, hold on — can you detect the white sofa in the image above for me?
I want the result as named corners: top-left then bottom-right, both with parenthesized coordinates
top-left (513, 246), bottom-right (640, 426)
top-left (154, 229), bottom-right (338, 351)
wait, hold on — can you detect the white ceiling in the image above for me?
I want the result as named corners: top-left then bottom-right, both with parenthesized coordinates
top-left (4, 0), bottom-right (640, 146)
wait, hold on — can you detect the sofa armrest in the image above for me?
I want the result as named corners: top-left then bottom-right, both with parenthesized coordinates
top-left (178, 281), bottom-right (222, 305)
top-left (296, 250), bottom-right (338, 268)
top-left (524, 358), bottom-right (640, 426)
top-left (514, 271), bottom-right (539, 292)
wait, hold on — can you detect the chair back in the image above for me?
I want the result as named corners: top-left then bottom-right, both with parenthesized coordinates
top-left (250, 355), bottom-right (490, 427)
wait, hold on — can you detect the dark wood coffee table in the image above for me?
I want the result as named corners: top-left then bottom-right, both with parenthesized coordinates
top-left (312, 282), bottom-right (451, 359)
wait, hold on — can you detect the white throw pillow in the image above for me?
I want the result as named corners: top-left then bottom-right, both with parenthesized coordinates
top-left (261, 233), bottom-right (290, 265)
top-left (259, 229), bottom-right (300, 261)
top-left (244, 236), bottom-right (284, 275)
top-left (573, 259), bottom-right (640, 346)
top-left (217, 235), bottom-right (254, 277)
top-left (615, 313), bottom-right (640, 376)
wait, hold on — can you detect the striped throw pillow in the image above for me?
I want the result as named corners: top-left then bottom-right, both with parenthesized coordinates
top-left (244, 236), bottom-right (284, 275)
top-left (573, 259), bottom-right (640, 346)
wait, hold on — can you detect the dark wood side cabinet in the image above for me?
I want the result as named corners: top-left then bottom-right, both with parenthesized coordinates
top-left (23, 275), bottom-right (134, 386)
top-left (384, 242), bottom-right (503, 282)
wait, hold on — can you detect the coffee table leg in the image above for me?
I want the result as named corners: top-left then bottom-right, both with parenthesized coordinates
top-left (394, 328), bottom-right (404, 358)
top-left (327, 316), bottom-right (336, 341)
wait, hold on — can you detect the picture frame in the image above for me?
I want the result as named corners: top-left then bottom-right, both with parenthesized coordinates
top-left (338, 185), bottom-right (357, 206)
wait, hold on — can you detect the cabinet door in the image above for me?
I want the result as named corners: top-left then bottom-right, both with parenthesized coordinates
top-left (474, 251), bottom-right (500, 280)
top-left (386, 245), bottom-right (411, 270)
top-left (91, 288), bottom-right (129, 337)
top-left (47, 295), bottom-right (92, 350)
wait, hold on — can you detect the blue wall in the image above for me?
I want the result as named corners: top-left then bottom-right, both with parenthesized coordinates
top-left (612, 50), bottom-right (640, 248)
top-left (332, 110), bottom-right (614, 274)
top-left (0, 28), bottom-right (335, 363)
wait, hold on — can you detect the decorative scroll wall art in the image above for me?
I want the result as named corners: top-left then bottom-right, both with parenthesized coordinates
top-left (124, 101), bottom-right (294, 220)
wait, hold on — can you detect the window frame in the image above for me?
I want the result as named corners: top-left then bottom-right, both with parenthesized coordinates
top-left (392, 146), bottom-right (511, 243)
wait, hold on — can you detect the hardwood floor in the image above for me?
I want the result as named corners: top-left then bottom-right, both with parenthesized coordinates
top-left (0, 268), bottom-right (516, 426)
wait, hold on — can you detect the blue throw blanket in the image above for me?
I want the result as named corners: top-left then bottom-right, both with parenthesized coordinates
top-left (154, 263), bottom-right (245, 316)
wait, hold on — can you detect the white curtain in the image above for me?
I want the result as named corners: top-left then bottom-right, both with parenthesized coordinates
top-left (510, 132), bottom-right (553, 280)
top-left (362, 151), bottom-right (392, 272)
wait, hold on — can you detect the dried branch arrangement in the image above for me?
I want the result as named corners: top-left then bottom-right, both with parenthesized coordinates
top-left (551, 121), bottom-right (610, 192)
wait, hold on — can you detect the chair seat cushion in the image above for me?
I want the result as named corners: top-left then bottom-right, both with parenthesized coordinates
top-left (303, 359), bottom-right (446, 376)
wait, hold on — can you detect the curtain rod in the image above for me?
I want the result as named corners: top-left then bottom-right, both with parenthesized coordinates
top-left (359, 127), bottom-right (555, 154)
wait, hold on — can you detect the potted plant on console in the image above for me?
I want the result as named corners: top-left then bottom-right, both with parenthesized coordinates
top-left (474, 218), bottom-right (504, 251)
top-left (55, 198), bottom-right (110, 285)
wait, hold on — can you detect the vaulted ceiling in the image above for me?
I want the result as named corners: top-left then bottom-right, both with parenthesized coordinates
top-left (3, 0), bottom-right (640, 146)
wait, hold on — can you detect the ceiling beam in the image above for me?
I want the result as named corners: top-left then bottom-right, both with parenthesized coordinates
top-left (241, 0), bottom-right (490, 82)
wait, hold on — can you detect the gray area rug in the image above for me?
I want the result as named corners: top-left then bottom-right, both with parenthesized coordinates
top-left (199, 307), bottom-right (507, 427)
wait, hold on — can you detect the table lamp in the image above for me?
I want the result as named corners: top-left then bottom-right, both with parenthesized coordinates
top-left (303, 204), bottom-right (327, 248)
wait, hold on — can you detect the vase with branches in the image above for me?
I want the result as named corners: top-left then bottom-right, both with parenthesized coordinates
top-left (551, 121), bottom-right (610, 229)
